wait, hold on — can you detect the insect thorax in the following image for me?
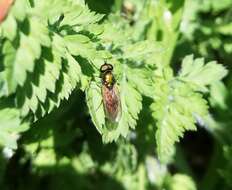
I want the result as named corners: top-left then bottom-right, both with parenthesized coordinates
top-left (102, 72), bottom-right (115, 88)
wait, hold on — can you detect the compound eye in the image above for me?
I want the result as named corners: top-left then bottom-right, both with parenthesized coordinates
top-left (100, 64), bottom-right (108, 72)
top-left (108, 64), bottom-right (113, 70)
top-left (100, 63), bottom-right (113, 72)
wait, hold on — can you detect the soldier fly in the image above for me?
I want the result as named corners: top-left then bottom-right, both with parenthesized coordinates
top-left (100, 62), bottom-right (121, 122)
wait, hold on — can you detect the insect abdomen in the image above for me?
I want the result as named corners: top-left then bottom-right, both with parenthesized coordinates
top-left (102, 85), bottom-right (121, 122)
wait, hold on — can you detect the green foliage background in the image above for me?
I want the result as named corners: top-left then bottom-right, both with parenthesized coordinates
top-left (0, 0), bottom-right (231, 189)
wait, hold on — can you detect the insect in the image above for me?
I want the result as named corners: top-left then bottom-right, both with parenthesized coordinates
top-left (100, 62), bottom-right (121, 122)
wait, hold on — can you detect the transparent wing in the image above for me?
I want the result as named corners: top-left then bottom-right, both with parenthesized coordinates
top-left (102, 85), bottom-right (121, 122)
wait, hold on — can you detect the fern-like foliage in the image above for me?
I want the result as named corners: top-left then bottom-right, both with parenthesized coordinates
top-left (151, 55), bottom-right (227, 163)
top-left (0, 0), bottom-right (103, 147)
top-left (0, 0), bottom-right (156, 148)
top-left (86, 14), bottom-right (158, 143)
top-left (0, 0), bottom-right (228, 167)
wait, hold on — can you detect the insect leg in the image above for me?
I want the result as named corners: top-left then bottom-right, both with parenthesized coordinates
top-left (95, 99), bottom-right (103, 112)
top-left (88, 81), bottom-right (103, 112)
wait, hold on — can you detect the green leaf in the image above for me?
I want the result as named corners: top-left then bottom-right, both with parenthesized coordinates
top-left (31, 0), bottom-right (66, 23)
top-left (10, 32), bottom-right (41, 87)
top-left (29, 18), bottom-right (51, 47)
top-left (33, 148), bottom-right (56, 166)
top-left (66, 53), bottom-right (82, 88)
top-left (84, 24), bottom-right (104, 36)
top-left (52, 34), bottom-right (66, 58)
top-left (40, 55), bottom-right (83, 116)
top-left (114, 143), bottom-right (138, 172)
top-left (0, 14), bottom-right (17, 41)
top-left (127, 67), bottom-right (153, 97)
top-left (61, 3), bottom-right (104, 27)
top-left (57, 73), bottom-right (73, 101)
top-left (11, 0), bottom-right (29, 22)
top-left (16, 51), bottom-right (62, 116)
top-left (0, 41), bottom-right (17, 95)
top-left (209, 81), bottom-right (229, 110)
top-left (52, 55), bottom-right (83, 107)
top-left (15, 27), bottom-right (85, 118)
top-left (99, 16), bottom-right (132, 47)
top-left (87, 64), bottom-right (143, 143)
top-left (86, 81), bottom-right (105, 135)
top-left (0, 103), bottom-right (29, 149)
top-left (151, 67), bottom-right (208, 163)
top-left (178, 55), bottom-right (228, 91)
top-left (64, 34), bottom-right (97, 59)
top-left (216, 23), bottom-right (232, 35)
top-left (122, 40), bottom-right (163, 61)
top-left (211, 0), bottom-right (232, 12)
top-left (166, 174), bottom-right (197, 190)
